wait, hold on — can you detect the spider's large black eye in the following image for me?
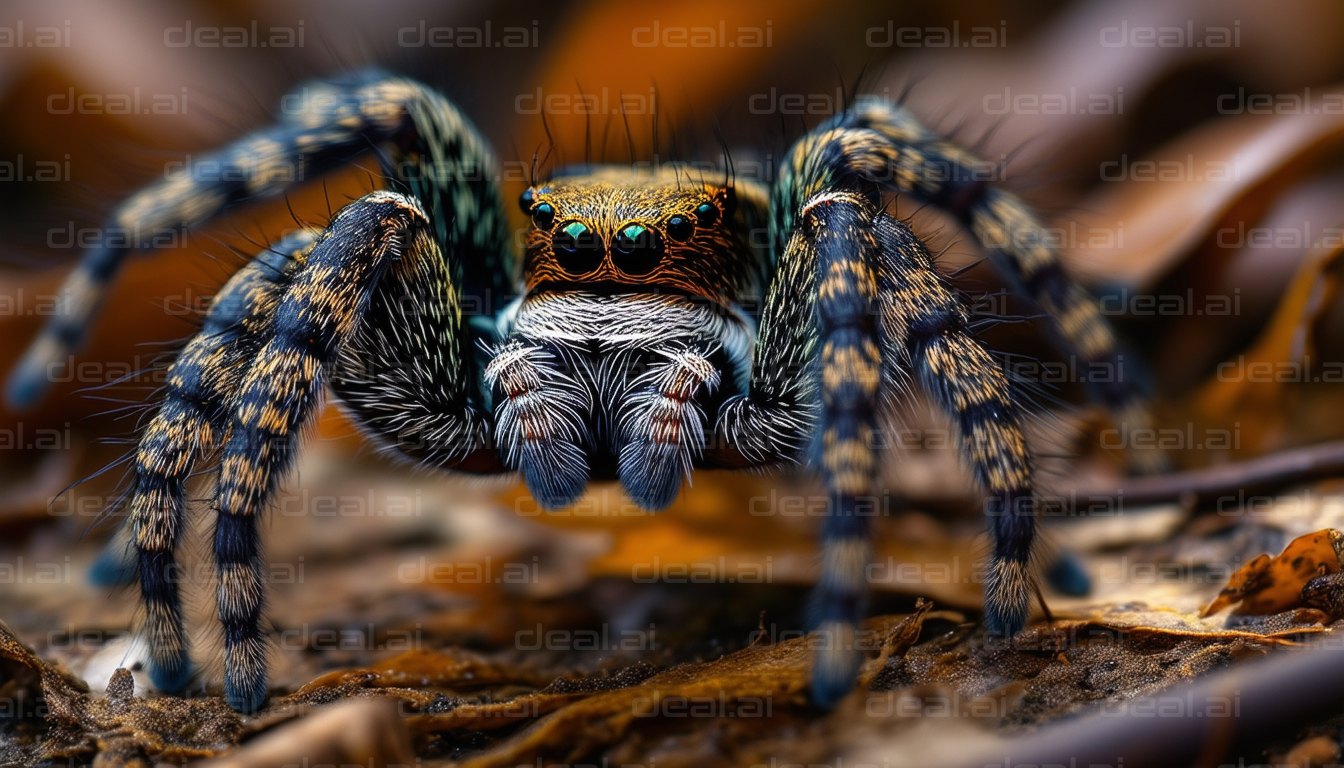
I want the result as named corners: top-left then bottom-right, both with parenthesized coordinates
top-left (614, 223), bottom-right (664, 276)
top-left (694, 202), bottom-right (719, 227)
top-left (551, 220), bottom-right (603, 274)
top-left (666, 215), bottom-right (694, 242)
top-left (531, 202), bottom-right (555, 229)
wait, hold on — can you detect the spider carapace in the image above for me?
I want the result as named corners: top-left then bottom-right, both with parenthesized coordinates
top-left (7, 70), bottom-right (1161, 713)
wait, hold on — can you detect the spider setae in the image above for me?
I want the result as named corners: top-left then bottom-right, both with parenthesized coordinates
top-left (8, 69), bottom-right (1158, 713)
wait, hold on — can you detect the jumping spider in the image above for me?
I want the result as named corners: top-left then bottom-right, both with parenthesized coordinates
top-left (8, 69), bottom-right (1158, 712)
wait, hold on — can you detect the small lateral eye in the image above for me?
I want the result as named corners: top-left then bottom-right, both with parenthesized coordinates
top-left (531, 202), bottom-right (555, 228)
top-left (666, 215), bottom-right (694, 241)
top-left (518, 188), bottom-right (535, 213)
top-left (694, 202), bottom-right (718, 227)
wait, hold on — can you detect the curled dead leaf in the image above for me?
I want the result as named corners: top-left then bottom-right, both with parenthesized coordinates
top-left (1201, 529), bottom-right (1344, 616)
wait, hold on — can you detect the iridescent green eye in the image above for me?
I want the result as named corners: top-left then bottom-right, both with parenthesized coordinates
top-left (615, 224), bottom-right (647, 253)
top-left (667, 215), bottom-right (694, 241)
top-left (614, 222), bottom-right (664, 276)
top-left (551, 220), bottom-right (602, 274)
top-left (531, 202), bottom-right (555, 229)
top-left (694, 202), bottom-right (718, 227)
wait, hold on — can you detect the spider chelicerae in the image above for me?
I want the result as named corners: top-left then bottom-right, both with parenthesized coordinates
top-left (7, 69), bottom-right (1159, 713)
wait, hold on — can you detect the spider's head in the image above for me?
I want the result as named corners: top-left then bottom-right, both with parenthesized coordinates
top-left (518, 168), bottom-right (748, 301)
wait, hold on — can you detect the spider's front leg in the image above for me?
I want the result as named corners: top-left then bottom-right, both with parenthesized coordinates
top-left (127, 229), bottom-right (315, 694)
top-left (783, 101), bottom-right (1164, 474)
top-left (717, 191), bottom-right (1036, 707)
top-left (873, 216), bottom-right (1036, 636)
top-left (8, 69), bottom-right (510, 409)
top-left (128, 191), bottom-right (492, 712)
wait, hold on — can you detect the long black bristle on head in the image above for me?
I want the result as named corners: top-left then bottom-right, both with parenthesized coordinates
top-left (650, 82), bottom-right (661, 164)
top-left (576, 78), bottom-right (592, 170)
top-left (620, 92), bottom-right (636, 164)
top-left (599, 111), bottom-right (614, 165)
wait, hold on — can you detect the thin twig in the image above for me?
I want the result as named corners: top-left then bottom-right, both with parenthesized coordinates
top-left (1069, 439), bottom-right (1344, 511)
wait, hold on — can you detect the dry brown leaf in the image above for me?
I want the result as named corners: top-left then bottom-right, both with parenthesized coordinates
top-left (1191, 237), bottom-right (1344, 453)
top-left (1201, 529), bottom-right (1344, 616)
top-left (1064, 98), bottom-right (1344, 291)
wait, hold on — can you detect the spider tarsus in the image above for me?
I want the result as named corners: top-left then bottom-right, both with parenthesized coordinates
top-left (89, 541), bottom-right (137, 587)
top-left (809, 624), bottom-right (863, 709)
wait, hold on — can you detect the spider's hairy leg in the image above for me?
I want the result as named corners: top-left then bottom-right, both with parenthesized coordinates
top-left (872, 214), bottom-right (1037, 637)
top-left (715, 189), bottom-right (884, 708)
top-left (122, 230), bottom-right (314, 693)
top-left (483, 339), bottom-right (591, 510)
top-left (9, 69), bottom-right (511, 409)
top-left (960, 183), bottom-right (1163, 472)
top-left (782, 99), bottom-right (1164, 474)
top-left (807, 194), bottom-right (885, 708)
top-left (206, 191), bottom-right (470, 712)
top-left (617, 342), bottom-right (723, 510)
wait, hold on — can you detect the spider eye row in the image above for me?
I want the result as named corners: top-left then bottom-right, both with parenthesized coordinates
top-left (518, 189), bottom-right (724, 278)
top-left (547, 219), bottom-right (666, 276)
top-left (518, 189), bottom-right (716, 245)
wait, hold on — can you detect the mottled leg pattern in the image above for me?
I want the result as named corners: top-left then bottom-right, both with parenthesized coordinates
top-left (121, 231), bottom-right (314, 694)
top-left (484, 339), bottom-right (591, 510)
top-left (719, 187), bottom-right (1038, 706)
top-left (203, 191), bottom-right (447, 712)
top-left (8, 68), bottom-right (510, 408)
top-left (776, 98), bottom-right (1162, 473)
top-left (872, 215), bottom-right (1036, 635)
top-left (964, 186), bottom-right (1165, 472)
top-left (806, 194), bottom-right (885, 707)
top-left (617, 343), bottom-right (723, 510)
top-left (713, 190), bottom-right (884, 706)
